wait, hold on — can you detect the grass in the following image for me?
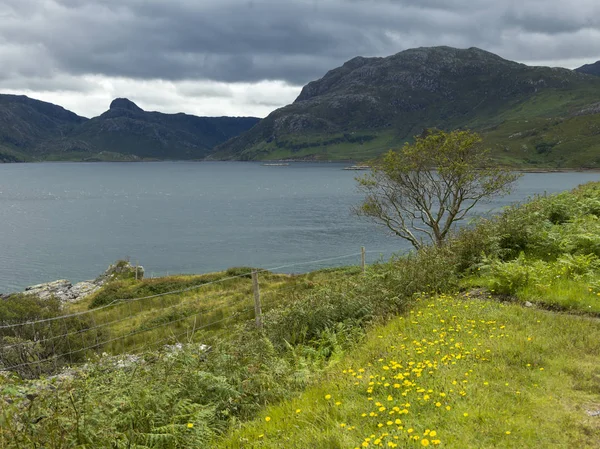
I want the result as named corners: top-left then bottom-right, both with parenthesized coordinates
top-left (62, 266), bottom-right (363, 355)
top-left (238, 131), bottom-right (398, 162)
top-left (217, 293), bottom-right (600, 448)
top-left (461, 276), bottom-right (600, 316)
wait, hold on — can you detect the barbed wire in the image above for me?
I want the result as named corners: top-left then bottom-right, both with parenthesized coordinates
top-left (0, 251), bottom-right (364, 330)
top-left (0, 287), bottom-right (254, 351)
top-left (0, 250), bottom-right (390, 373)
top-left (0, 308), bottom-right (244, 372)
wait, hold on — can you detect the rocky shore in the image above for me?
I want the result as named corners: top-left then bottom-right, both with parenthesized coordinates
top-left (0, 261), bottom-right (144, 304)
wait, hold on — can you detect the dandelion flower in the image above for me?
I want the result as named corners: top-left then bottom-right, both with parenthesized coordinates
top-left (187, 423), bottom-right (194, 429)
top-left (421, 439), bottom-right (430, 446)
top-left (265, 416), bottom-right (271, 422)
top-left (325, 394), bottom-right (332, 400)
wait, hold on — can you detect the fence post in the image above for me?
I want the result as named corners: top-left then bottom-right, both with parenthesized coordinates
top-left (361, 246), bottom-right (366, 274)
top-left (251, 270), bottom-right (263, 329)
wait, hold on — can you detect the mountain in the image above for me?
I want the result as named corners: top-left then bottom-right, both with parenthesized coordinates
top-left (0, 94), bottom-right (88, 162)
top-left (214, 47), bottom-right (600, 168)
top-left (575, 61), bottom-right (600, 77)
top-left (69, 98), bottom-right (260, 160)
top-left (0, 95), bottom-right (259, 162)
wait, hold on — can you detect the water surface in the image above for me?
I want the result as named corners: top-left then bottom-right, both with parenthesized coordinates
top-left (0, 162), bottom-right (598, 293)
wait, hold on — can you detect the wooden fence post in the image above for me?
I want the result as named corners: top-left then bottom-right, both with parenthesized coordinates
top-left (361, 246), bottom-right (366, 274)
top-left (251, 270), bottom-right (263, 329)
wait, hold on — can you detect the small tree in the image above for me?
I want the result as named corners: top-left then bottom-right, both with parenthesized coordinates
top-left (355, 129), bottom-right (520, 249)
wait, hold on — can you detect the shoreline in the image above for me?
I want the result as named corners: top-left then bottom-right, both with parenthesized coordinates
top-left (3, 159), bottom-right (600, 172)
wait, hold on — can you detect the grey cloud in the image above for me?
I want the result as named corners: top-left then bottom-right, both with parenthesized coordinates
top-left (1, 0), bottom-right (600, 91)
top-left (176, 83), bottom-right (234, 98)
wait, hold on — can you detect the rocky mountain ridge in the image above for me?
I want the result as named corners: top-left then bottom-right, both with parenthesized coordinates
top-left (575, 61), bottom-right (600, 77)
top-left (213, 46), bottom-right (600, 167)
top-left (0, 96), bottom-right (259, 162)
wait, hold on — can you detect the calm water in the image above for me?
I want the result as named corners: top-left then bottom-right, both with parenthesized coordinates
top-left (0, 162), bottom-right (599, 293)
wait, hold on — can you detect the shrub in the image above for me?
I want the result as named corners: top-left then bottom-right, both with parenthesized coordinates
top-left (0, 294), bottom-right (99, 378)
top-left (225, 266), bottom-right (255, 279)
top-left (486, 254), bottom-right (536, 296)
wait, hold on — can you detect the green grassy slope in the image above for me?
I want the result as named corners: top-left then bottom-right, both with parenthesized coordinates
top-left (218, 295), bottom-right (600, 448)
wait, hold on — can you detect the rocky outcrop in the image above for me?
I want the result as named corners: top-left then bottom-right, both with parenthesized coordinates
top-left (18, 261), bottom-right (144, 304)
top-left (23, 280), bottom-right (89, 303)
top-left (94, 260), bottom-right (144, 285)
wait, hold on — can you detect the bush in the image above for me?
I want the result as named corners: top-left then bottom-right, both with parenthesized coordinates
top-left (0, 294), bottom-right (99, 378)
top-left (486, 254), bottom-right (538, 296)
top-left (89, 274), bottom-right (224, 308)
top-left (225, 266), bottom-right (255, 279)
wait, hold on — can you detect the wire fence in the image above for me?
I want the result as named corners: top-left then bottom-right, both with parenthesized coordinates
top-left (0, 250), bottom-right (388, 377)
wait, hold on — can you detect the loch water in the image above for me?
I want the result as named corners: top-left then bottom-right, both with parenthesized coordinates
top-left (1, 161), bottom-right (599, 293)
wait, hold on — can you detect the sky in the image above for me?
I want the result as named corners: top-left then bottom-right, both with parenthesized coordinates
top-left (1, 0), bottom-right (600, 119)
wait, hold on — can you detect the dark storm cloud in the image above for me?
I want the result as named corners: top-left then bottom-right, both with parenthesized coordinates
top-left (1, 0), bottom-right (600, 89)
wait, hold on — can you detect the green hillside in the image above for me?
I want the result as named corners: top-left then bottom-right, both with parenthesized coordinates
top-left (0, 94), bottom-right (88, 162)
top-left (213, 47), bottom-right (600, 167)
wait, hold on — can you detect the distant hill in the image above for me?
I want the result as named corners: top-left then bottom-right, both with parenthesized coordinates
top-left (575, 61), bottom-right (600, 77)
top-left (0, 94), bottom-right (88, 162)
top-left (213, 47), bottom-right (600, 168)
top-left (0, 95), bottom-right (259, 162)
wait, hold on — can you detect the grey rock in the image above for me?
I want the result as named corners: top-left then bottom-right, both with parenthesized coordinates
top-left (24, 280), bottom-right (73, 301)
top-left (524, 301), bottom-right (534, 307)
top-left (18, 260), bottom-right (144, 305)
top-left (69, 281), bottom-right (100, 302)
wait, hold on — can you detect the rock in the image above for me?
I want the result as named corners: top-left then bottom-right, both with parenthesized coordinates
top-left (18, 260), bottom-right (144, 305)
top-left (69, 281), bottom-right (100, 302)
top-left (24, 280), bottom-right (73, 301)
top-left (524, 301), bottom-right (534, 308)
top-left (94, 260), bottom-right (144, 285)
top-left (22, 279), bottom-right (101, 303)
